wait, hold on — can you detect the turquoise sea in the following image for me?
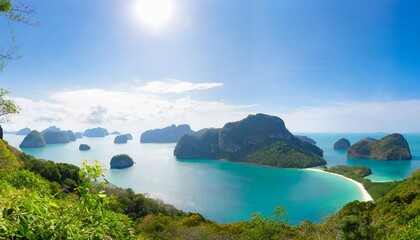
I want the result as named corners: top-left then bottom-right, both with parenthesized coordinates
top-left (4, 133), bottom-right (420, 225)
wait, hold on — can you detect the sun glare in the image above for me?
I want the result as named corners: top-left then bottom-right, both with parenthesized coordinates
top-left (132, 0), bottom-right (175, 31)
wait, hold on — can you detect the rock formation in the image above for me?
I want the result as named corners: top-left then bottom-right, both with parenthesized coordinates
top-left (84, 127), bottom-right (109, 138)
top-left (41, 126), bottom-right (61, 134)
top-left (141, 124), bottom-right (195, 143)
top-left (64, 130), bottom-right (76, 141)
top-left (334, 138), bottom-right (351, 149)
top-left (19, 130), bottom-right (46, 148)
top-left (79, 144), bottom-right (91, 151)
top-left (43, 131), bottom-right (70, 144)
top-left (347, 133), bottom-right (412, 160)
top-left (110, 154), bottom-right (134, 169)
top-left (174, 114), bottom-right (326, 168)
top-left (16, 127), bottom-right (31, 135)
top-left (114, 135), bottom-right (128, 144)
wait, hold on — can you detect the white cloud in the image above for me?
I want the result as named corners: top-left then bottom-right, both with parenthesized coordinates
top-left (281, 100), bottom-right (420, 133)
top-left (135, 79), bottom-right (224, 94)
top-left (5, 87), bottom-right (256, 134)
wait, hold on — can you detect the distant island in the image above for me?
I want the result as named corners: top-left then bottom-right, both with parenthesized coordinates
top-left (84, 127), bottom-right (109, 138)
top-left (75, 132), bottom-right (83, 139)
top-left (43, 131), bottom-right (70, 144)
top-left (16, 127), bottom-right (31, 135)
top-left (79, 144), bottom-right (91, 151)
top-left (334, 138), bottom-right (351, 149)
top-left (347, 133), bottom-right (412, 160)
top-left (41, 126), bottom-right (61, 134)
top-left (124, 133), bottom-right (133, 140)
top-left (140, 124), bottom-right (194, 143)
top-left (114, 135), bottom-right (128, 144)
top-left (19, 130), bottom-right (46, 148)
top-left (110, 154), bottom-right (134, 169)
top-left (64, 130), bottom-right (76, 141)
top-left (174, 113), bottom-right (326, 168)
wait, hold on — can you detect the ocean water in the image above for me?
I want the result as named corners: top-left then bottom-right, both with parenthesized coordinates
top-left (4, 133), bottom-right (420, 224)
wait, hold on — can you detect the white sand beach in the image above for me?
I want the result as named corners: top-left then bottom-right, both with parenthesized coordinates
top-left (304, 168), bottom-right (374, 202)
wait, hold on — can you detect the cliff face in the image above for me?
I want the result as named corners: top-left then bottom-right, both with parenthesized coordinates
top-left (140, 124), bottom-right (195, 143)
top-left (347, 133), bottom-right (412, 160)
top-left (19, 130), bottom-right (46, 148)
top-left (174, 114), bottom-right (326, 168)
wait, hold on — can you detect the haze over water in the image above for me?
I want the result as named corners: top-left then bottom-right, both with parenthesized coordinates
top-left (4, 133), bottom-right (420, 224)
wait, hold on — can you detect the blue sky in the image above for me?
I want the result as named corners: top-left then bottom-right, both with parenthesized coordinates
top-left (1, 0), bottom-right (420, 133)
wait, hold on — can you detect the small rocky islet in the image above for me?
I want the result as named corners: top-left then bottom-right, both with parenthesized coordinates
top-left (79, 144), bottom-right (91, 151)
top-left (334, 138), bottom-right (351, 149)
top-left (110, 154), bottom-right (134, 169)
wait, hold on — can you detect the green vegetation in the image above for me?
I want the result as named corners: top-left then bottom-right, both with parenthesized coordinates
top-left (175, 114), bottom-right (326, 168)
top-left (326, 165), bottom-right (401, 200)
top-left (19, 130), bottom-right (46, 148)
top-left (242, 141), bottom-right (326, 168)
top-left (347, 133), bottom-right (412, 160)
top-left (0, 140), bottom-right (418, 239)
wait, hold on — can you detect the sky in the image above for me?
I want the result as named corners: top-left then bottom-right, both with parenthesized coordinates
top-left (1, 0), bottom-right (420, 133)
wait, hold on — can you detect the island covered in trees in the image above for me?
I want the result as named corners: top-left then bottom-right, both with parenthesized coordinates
top-left (174, 113), bottom-right (326, 168)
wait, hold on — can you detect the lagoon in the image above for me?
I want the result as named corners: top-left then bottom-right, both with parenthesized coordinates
top-left (4, 133), bottom-right (420, 224)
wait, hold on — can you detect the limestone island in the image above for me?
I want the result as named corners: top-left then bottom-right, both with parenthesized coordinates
top-left (64, 130), bottom-right (76, 141)
top-left (334, 138), bottom-right (351, 149)
top-left (124, 134), bottom-right (133, 140)
top-left (110, 154), bottom-right (134, 169)
top-left (110, 131), bottom-right (121, 135)
top-left (347, 133), bottom-right (412, 160)
top-left (75, 132), bottom-right (83, 139)
top-left (41, 126), bottom-right (61, 134)
top-left (114, 135), bottom-right (128, 144)
top-left (16, 127), bottom-right (31, 135)
top-left (84, 127), bottom-right (109, 138)
top-left (141, 124), bottom-right (195, 143)
top-left (43, 131), bottom-right (70, 144)
top-left (79, 144), bottom-right (91, 151)
top-left (19, 130), bottom-right (46, 148)
top-left (295, 135), bottom-right (317, 145)
top-left (174, 113), bottom-right (326, 168)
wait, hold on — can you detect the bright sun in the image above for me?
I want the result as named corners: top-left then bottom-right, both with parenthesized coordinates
top-left (132, 0), bottom-right (175, 31)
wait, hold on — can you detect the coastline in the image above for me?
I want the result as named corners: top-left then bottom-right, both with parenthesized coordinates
top-left (304, 168), bottom-right (374, 202)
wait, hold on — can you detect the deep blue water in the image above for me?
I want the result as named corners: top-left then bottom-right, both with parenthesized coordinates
top-left (4, 133), bottom-right (420, 224)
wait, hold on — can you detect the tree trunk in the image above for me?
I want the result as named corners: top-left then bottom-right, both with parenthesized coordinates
top-left (0, 124), bottom-right (3, 140)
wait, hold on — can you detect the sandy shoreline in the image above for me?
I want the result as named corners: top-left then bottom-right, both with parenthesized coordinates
top-left (304, 168), bottom-right (374, 202)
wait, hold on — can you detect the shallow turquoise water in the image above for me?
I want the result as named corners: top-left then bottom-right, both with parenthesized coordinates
top-left (4, 133), bottom-right (420, 224)
top-left (303, 133), bottom-right (420, 181)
